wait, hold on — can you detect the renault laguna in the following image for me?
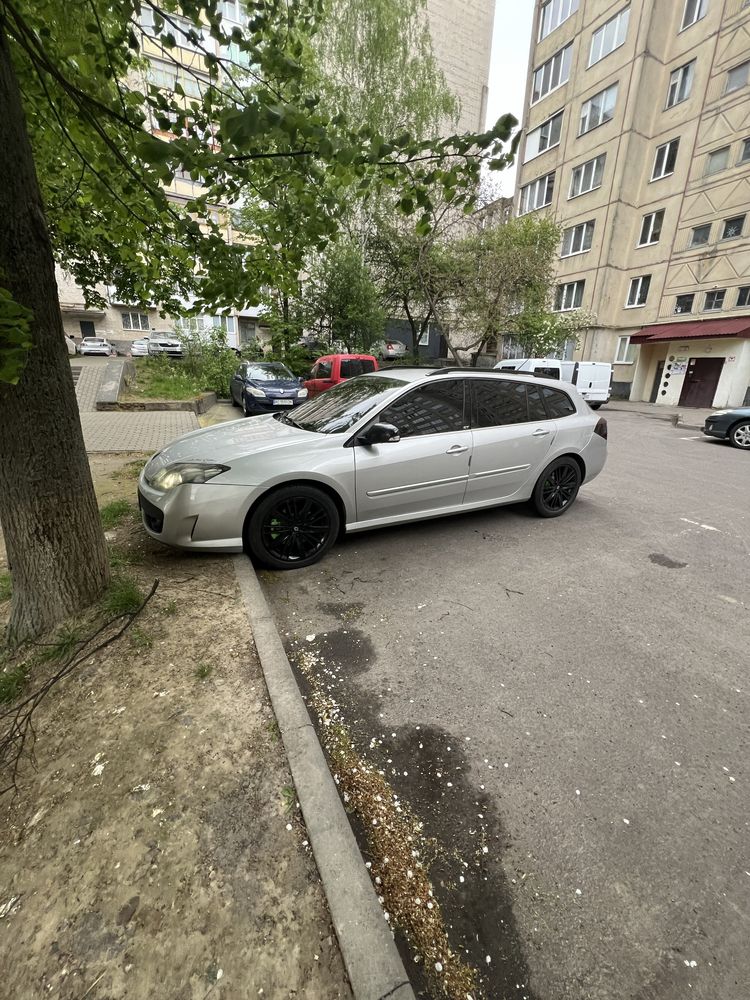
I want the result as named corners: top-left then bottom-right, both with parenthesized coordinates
top-left (137, 368), bottom-right (608, 569)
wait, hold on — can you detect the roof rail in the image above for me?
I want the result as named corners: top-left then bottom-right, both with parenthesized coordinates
top-left (425, 366), bottom-right (515, 377)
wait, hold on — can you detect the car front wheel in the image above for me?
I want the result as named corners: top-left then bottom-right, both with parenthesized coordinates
top-left (532, 457), bottom-right (582, 518)
top-left (246, 486), bottom-right (340, 569)
top-left (242, 393), bottom-right (255, 417)
top-left (729, 420), bottom-right (750, 450)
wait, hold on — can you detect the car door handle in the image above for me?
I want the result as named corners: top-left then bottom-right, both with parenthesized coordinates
top-left (532, 428), bottom-right (551, 437)
top-left (446, 444), bottom-right (469, 454)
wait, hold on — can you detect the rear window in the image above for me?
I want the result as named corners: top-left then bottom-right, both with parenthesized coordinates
top-left (540, 386), bottom-right (576, 417)
top-left (534, 366), bottom-right (561, 379)
top-left (340, 359), bottom-right (376, 378)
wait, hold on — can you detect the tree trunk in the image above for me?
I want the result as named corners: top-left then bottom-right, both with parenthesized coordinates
top-left (0, 20), bottom-right (110, 645)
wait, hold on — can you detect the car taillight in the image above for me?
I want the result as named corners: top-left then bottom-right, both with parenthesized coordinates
top-left (594, 417), bottom-right (608, 440)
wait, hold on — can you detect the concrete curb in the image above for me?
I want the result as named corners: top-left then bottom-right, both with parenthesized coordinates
top-left (233, 557), bottom-right (415, 1000)
top-left (606, 405), bottom-right (703, 432)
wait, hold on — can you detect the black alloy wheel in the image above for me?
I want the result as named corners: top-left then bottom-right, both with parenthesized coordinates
top-left (246, 485), bottom-right (340, 569)
top-left (729, 421), bottom-right (750, 450)
top-left (532, 457), bottom-right (582, 518)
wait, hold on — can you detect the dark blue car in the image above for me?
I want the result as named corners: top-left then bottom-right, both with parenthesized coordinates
top-left (703, 407), bottom-right (750, 450)
top-left (229, 362), bottom-right (307, 416)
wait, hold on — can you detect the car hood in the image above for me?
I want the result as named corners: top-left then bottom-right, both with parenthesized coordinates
top-left (247, 378), bottom-right (300, 390)
top-left (711, 407), bottom-right (750, 417)
top-left (145, 415), bottom-right (320, 470)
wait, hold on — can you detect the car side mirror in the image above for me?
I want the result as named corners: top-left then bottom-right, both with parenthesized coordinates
top-left (358, 422), bottom-right (400, 446)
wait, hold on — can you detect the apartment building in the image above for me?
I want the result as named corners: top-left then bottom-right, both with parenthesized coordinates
top-left (516, 0), bottom-right (750, 408)
top-left (426, 0), bottom-right (496, 132)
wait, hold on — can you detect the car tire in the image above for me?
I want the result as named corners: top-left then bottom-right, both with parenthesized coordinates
top-left (245, 485), bottom-right (340, 570)
top-left (230, 391), bottom-right (239, 408)
top-left (728, 420), bottom-right (750, 450)
top-left (532, 457), bottom-right (582, 518)
top-left (242, 393), bottom-right (254, 417)
top-left (589, 402), bottom-right (602, 410)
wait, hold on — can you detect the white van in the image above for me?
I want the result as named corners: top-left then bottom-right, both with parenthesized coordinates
top-left (494, 358), bottom-right (612, 409)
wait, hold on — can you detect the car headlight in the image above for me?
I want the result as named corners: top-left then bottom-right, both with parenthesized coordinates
top-left (247, 387), bottom-right (266, 398)
top-left (297, 387), bottom-right (308, 398)
top-left (147, 462), bottom-right (229, 492)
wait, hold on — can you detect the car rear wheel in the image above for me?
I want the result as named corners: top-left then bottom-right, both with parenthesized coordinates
top-left (729, 420), bottom-right (750, 450)
top-left (246, 486), bottom-right (340, 570)
top-left (532, 457), bottom-right (582, 518)
top-left (589, 402), bottom-right (603, 410)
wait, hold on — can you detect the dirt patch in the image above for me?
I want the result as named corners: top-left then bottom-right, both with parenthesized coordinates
top-left (0, 454), bottom-right (351, 1000)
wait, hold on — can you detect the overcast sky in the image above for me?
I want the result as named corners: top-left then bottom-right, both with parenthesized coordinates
top-left (485, 1), bottom-right (535, 195)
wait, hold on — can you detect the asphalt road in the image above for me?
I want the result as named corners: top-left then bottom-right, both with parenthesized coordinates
top-left (261, 410), bottom-right (750, 1000)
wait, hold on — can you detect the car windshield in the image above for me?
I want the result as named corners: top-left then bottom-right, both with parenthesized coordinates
top-left (247, 364), bottom-right (294, 381)
top-left (278, 375), bottom-right (406, 433)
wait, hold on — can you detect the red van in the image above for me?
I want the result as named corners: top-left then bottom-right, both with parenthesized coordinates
top-left (304, 354), bottom-right (379, 399)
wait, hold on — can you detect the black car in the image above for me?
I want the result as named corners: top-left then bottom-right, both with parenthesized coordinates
top-left (703, 407), bottom-right (750, 450)
top-left (229, 362), bottom-right (307, 416)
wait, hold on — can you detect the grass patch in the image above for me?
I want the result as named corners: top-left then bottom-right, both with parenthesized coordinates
top-left (0, 662), bottom-right (29, 705)
top-left (100, 499), bottom-right (135, 530)
top-left (108, 544), bottom-right (143, 570)
top-left (0, 572), bottom-right (10, 603)
top-left (112, 458), bottom-right (148, 482)
top-left (162, 599), bottom-right (178, 617)
top-left (281, 784), bottom-right (296, 814)
top-left (194, 661), bottom-right (213, 680)
top-left (102, 575), bottom-right (144, 616)
top-left (129, 628), bottom-right (153, 652)
top-left (126, 358), bottom-right (204, 401)
top-left (37, 623), bottom-right (85, 663)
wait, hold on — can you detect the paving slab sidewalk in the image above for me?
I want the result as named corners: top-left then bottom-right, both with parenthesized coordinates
top-left (606, 399), bottom-right (714, 429)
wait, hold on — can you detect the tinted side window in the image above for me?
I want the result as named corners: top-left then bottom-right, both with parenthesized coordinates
top-left (315, 361), bottom-right (332, 379)
top-left (527, 385), bottom-right (549, 421)
top-left (473, 380), bottom-right (529, 426)
top-left (340, 359), bottom-right (375, 378)
top-left (380, 381), bottom-right (465, 437)
top-left (534, 366), bottom-right (561, 379)
top-left (541, 386), bottom-right (576, 417)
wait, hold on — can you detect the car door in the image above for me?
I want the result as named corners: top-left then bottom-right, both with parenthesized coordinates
top-left (230, 363), bottom-right (247, 404)
top-left (306, 360), bottom-right (334, 399)
top-left (465, 379), bottom-right (557, 503)
top-left (353, 379), bottom-right (472, 521)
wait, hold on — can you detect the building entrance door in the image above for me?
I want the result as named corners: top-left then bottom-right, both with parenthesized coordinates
top-left (678, 356), bottom-right (724, 408)
top-left (649, 360), bottom-right (665, 403)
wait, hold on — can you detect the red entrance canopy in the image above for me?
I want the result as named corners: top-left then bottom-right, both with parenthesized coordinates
top-left (630, 316), bottom-right (750, 344)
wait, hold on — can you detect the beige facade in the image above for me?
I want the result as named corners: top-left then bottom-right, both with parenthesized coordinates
top-left (515, 0), bottom-right (750, 407)
top-left (426, 0), bottom-right (496, 132)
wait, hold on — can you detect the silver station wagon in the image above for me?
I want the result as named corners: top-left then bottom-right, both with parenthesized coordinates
top-left (138, 368), bottom-right (608, 569)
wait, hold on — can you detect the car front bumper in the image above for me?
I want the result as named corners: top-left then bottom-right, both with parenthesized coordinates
top-left (243, 396), bottom-right (306, 413)
top-left (137, 475), bottom-right (260, 552)
top-left (703, 420), bottom-right (729, 439)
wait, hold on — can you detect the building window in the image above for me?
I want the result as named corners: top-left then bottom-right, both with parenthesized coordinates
top-left (704, 289), bottom-right (726, 310)
top-left (651, 138), bottom-right (680, 180)
top-left (736, 286), bottom-right (750, 307)
top-left (666, 61), bottom-right (695, 108)
top-left (690, 223), bottom-right (711, 246)
top-left (626, 275), bottom-right (651, 307)
top-left (674, 294), bottom-right (695, 314)
top-left (579, 83), bottom-right (618, 135)
top-left (638, 210), bottom-right (664, 246)
top-left (532, 43), bottom-right (573, 104)
top-left (726, 61), bottom-right (750, 94)
top-left (219, 0), bottom-right (245, 22)
top-left (121, 312), bottom-right (150, 331)
top-left (615, 336), bottom-right (636, 363)
top-left (539, 0), bottom-right (580, 40)
top-left (555, 280), bottom-right (585, 311)
top-left (561, 220), bottom-right (595, 256)
top-left (722, 214), bottom-right (746, 239)
top-left (519, 171), bottom-right (556, 214)
top-left (681, 0), bottom-right (708, 30)
top-left (706, 146), bottom-right (730, 175)
top-left (739, 138), bottom-right (750, 164)
top-left (569, 153), bottom-right (606, 197)
top-left (589, 7), bottom-right (630, 66)
top-left (524, 110), bottom-right (564, 162)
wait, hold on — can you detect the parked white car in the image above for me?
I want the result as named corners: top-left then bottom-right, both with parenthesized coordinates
top-left (130, 338), bottom-right (150, 357)
top-left (77, 337), bottom-right (114, 356)
top-left (373, 338), bottom-right (408, 360)
top-left (138, 367), bottom-right (608, 569)
top-left (148, 336), bottom-right (183, 359)
top-left (495, 358), bottom-right (612, 409)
